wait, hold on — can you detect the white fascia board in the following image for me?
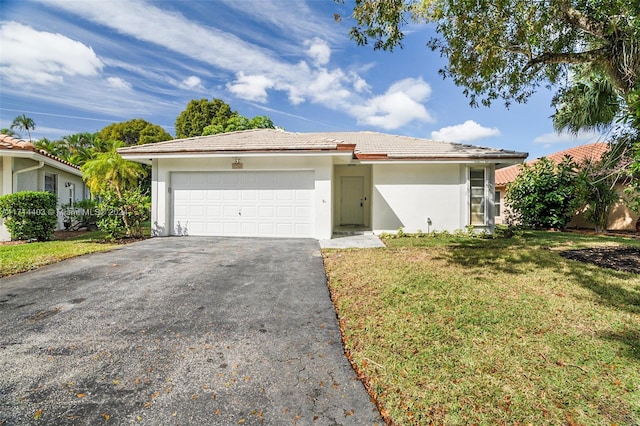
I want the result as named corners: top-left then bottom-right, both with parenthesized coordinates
top-left (4, 151), bottom-right (82, 176)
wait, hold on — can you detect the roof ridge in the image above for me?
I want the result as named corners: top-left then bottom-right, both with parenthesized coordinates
top-left (0, 133), bottom-right (80, 170)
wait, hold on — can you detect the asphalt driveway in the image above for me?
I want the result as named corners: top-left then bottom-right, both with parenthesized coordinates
top-left (0, 237), bottom-right (381, 425)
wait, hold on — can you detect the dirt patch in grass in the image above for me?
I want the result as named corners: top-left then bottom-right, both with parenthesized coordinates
top-left (561, 246), bottom-right (640, 274)
top-left (53, 230), bottom-right (91, 240)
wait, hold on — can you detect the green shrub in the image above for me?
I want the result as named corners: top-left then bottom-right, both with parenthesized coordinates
top-left (493, 224), bottom-right (516, 239)
top-left (505, 156), bottom-right (579, 230)
top-left (61, 199), bottom-right (99, 230)
top-left (0, 191), bottom-right (58, 241)
top-left (96, 188), bottom-right (150, 240)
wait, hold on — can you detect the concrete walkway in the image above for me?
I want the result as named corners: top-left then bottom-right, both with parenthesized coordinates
top-left (319, 233), bottom-right (386, 249)
top-left (0, 237), bottom-right (382, 425)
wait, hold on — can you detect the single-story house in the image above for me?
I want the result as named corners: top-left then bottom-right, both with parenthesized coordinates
top-left (118, 129), bottom-right (527, 239)
top-left (0, 134), bottom-right (88, 241)
top-left (495, 142), bottom-right (639, 231)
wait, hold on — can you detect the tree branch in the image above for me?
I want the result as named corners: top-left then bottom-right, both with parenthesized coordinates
top-left (524, 48), bottom-right (607, 70)
top-left (557, 1), bottom-right (606, 39)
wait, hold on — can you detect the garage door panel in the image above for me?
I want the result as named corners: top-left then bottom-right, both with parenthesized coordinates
top-left (241, 190), bottom-right (258, 201)
top-left (258, 206), bottom-right (275, 218)
top-left (206, 190), bottom-right (222, 201)
top-left (259, 190), bottom-right (276, 201)
top-left (205, 222), bottom-right (223, 234)
top-left (276, 191), bottom-right (294, 201)
top-left (172, 171), bottom-right (314, 238)
top-left (223, 205), bottom-right (239, 218)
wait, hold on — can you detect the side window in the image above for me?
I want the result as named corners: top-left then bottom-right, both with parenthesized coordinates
top-left (469, 168), bottom-right (486, 226)
top-left (495, 191), bottom-right (501, 217)
top-left (44, 173), bottom-right (57, 195)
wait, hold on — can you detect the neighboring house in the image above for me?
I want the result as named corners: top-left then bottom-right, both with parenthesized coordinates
top-left (0, 134), bottom-right (88, 241)
top-left (495, 142), bottom-right (638, 231)
top-left (118, 129), bottom-right (527, 239)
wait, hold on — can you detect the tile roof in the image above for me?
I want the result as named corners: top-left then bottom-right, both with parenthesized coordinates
top-left (495, 142), bottom-right (609, 187)
top-left (0, 134), bottom-right (80, 170)
top-left (118, 129), bottom-right (528, 161)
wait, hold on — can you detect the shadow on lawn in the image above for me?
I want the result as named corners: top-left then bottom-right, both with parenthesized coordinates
top-left (438, 238), bottom-right (640, 360)
top-left (439, 238), bottom-right (640, 316)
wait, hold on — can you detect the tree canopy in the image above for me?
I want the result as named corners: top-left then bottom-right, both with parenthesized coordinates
top-left (175, 98), bottom-right (276, 138)
top-left (341, 0), bottom-right (639, 107)
top-left (175, 98), bottom-right (237, 138)
top-left (96, 118), bottom-right (172, 146)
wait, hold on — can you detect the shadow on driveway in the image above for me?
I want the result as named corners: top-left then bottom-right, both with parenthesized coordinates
top-left (0, 237), bottom-right (381, 425)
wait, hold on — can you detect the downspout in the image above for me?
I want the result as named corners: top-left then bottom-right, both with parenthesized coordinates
top-left (13, 160), bottom-right (45, 191)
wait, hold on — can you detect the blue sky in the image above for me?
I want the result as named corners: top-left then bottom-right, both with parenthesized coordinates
top-left (0, 0), bottom-right (603, 160)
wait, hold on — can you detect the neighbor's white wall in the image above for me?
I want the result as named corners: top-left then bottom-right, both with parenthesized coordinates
top-left (0, 157), bottom-right (86, 240)
top-left (371, 163), bottom-right (466, 233)
top-left (154, 156), bottom-right (334, 239)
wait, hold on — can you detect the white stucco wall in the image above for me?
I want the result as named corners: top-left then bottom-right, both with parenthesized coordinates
top-left (38, 165), bottom-right (86, 230)
top-left (371, 163), bottom-right (466, 233)
top-left (153, 155), bottom-right (336, 239)
top-left (370, 163), bottom-right (496, 234)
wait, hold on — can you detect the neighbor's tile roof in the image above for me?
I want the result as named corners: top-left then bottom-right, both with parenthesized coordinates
top-left (0, 133), bottom-right (80, 170)
top-left (495, 142), bottom-right (609, 187)
top-left (118, 129), bottom-right (528, 161)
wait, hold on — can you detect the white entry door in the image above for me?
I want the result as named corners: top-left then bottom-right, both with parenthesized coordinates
top-left (171, 171), bottom-right (314, 238)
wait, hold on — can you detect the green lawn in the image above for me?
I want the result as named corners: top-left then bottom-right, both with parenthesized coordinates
top-left (0, 231), bottom-right (120, 277)
top-left (323, 231), bottom-right (640, 425)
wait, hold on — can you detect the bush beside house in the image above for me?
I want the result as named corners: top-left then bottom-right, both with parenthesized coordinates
top-left (0, 191), bottom-right (58, 241)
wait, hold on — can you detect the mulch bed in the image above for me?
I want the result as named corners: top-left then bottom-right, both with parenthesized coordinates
top-left (560, 246), bottom-right (640, 274)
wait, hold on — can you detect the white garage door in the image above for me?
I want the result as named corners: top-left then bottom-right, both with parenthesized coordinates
top-left (171, 171), bottom-right (315, 238)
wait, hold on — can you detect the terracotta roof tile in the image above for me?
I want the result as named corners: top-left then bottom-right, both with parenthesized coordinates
top-left (0, 133), bottom-right (80, 170)
top-left (495, 142), bottom-right (608, 187)
top-left (118, 129), bottom-right (528, 161)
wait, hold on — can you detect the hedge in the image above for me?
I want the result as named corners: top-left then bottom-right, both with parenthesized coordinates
top-left (0, 191), bottom-right (58, 241)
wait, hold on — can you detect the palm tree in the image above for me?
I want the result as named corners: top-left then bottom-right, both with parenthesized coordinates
top-left (62, 132), bottom-right (98, 166)
top-left (10, 114), bottom-right (36, 140)
top-left (0, 128), bottom-right (18, 137)
top-left (80, 140), bottom-right (147, 199)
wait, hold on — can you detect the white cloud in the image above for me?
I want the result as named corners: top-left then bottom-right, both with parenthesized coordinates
top-left (227, 72), bottom-right (275, 102)
top-left (351, 78), bottom-right (433, 129)
top-left (106, 76), bottom-right (132, 90)
top-left (431, 120), bottom-right (501, 143)
top-left (533, 130), bottom-right (601, 145)
top-left (216, 0), bottom-right (342, 45)
top-left (350, 72), bottom-right (369, 93)
top-left (305, 37), bottom-right (331, 66)
top-left (179, 75), bottom-right (204, 91)
top-left (0, 21), bottom-right (103, 85)
top-left (36, 0), bottom-right (435, 131)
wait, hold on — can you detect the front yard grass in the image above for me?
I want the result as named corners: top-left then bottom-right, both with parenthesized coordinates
top-left (323, 231), bottom-right (640, 425)
top-left (0, 231), bottom-right (119, 277)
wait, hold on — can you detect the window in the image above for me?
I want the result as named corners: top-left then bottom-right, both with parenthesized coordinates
top-left (495, 191), bottom-right (501, 217)
top-left (469, 168), bottom-right (486, 225)
top-left (44, 173), bottom-right (57, 195)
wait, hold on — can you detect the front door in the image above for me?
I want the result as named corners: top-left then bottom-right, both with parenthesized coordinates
top-left (340, 176), bottom-right (365, 225)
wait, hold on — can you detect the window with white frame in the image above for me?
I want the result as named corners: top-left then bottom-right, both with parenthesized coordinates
top-left (44, 173), bottom-right (57, 195)
top-left (469, 168), bottom-right (486, 225)
top-left (495, 191), bottom-right (501, 217)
